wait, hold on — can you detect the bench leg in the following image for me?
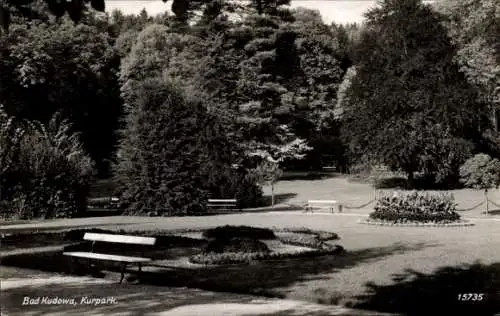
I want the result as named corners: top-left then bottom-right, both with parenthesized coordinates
top-left (67, 256), bottom-right (76, 274)
top-left (119, 263), bottom-right (127, 284)
top-left (137, 263), bottom-right (143, 282)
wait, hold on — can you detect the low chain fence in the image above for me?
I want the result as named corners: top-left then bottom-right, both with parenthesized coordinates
top-left (343, 199), bottom-right (376, 209)
top-left (457, 201), bottom-right (485, 212)
top-left (488, 199), bottom-right (500, 209)
top-left (293, 197), bottom-right (499, 213)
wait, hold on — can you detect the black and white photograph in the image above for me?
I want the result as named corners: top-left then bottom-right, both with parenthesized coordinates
top-left (0, 0), bottom-right (499, 315)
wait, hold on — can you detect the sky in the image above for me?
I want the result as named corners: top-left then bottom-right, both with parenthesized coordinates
top-left (104, 0), bottom-right (436, 25)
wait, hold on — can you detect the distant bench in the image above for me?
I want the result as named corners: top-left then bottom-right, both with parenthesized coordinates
top-left (207, 199), bottom-right (240, 212)
top-left (305, 200), bottom-right (342, 213)
top-left (87, 197), bottom-right (120, 209)
top-left (63, 233), bottom-right (156, 283)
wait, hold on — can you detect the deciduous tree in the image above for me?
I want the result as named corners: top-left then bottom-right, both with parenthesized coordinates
top-left (341, 0), bottom-right (486, 187)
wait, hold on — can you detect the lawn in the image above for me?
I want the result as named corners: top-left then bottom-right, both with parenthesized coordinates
top-left (262, 174), bottom-right (500, 218)
top-left (1, 175), bottom-right (500, 315)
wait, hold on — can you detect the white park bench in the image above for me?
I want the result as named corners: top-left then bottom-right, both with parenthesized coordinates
top-left (207, 199), bottom-right (239, 211)
top-left (63, 233), bottom-right (156, 283)
top-left (305, 200), bottom-right (342, 213)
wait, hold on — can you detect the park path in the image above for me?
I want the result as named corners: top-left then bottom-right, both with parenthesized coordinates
top-left (1, 267), bottom-right (392, 316)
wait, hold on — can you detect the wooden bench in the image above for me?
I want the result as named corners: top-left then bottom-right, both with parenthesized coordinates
top-left (322, 166), bottom-right (337, 172)
top-left (207, 199), bottom-right (239, 211)
top-left (305, 200), bottom-right (341, 213)
top-left (87, 196), bottom-right (120, 209)
top-left (63, 233), bottom-right (156, 283)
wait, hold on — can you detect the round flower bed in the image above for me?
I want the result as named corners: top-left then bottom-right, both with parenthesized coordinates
top-left (368, 191), bottom-right (462, 224)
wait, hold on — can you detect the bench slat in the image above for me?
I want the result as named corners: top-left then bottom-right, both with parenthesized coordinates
top-left (83, 233), bottom-right (156, 245)
top-left (63, 252), bottom-right (151, 263)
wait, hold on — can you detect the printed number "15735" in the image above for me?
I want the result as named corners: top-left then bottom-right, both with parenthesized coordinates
top-left (457, 293), bottom-right (484, 301)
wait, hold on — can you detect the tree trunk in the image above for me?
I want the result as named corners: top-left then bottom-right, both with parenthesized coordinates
top-left (406, 169), bottom-right (414, 189)
top-left (271, 183), bottom-right (275, 207)
top-left (485, 189), bottom-right (489, 215)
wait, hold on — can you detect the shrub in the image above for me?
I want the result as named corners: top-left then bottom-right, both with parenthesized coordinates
top-left (460, 154), bottom-right (500, 191)
top-left (204, 237), bottom-right (270, 254)
top-left (203, 225), bottom-right (276, 240)
top-left (460, 153), bottom-right (500, 214)
top-left (370, 191), bottom-right (460, 223)
top-left (232, 170), bottom-right (263, 208)
top-left (207, 166), bottom-right (263, 209)
top-left (0, 110), bottom-right (94, 219)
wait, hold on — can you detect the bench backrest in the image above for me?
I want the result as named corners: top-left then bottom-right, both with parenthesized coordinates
top-left (308, 200), bottom-right (337, 204)
top-left (83, 233), bottom-right (156, 246)
top-left (208, 199), bottom-right (237, 203)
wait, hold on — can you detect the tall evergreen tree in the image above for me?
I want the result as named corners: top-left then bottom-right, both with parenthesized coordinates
top-left (115, 78), bottom-right (236, 215)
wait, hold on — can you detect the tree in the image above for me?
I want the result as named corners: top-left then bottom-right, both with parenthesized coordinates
top-left (341, 0), bottom-right (487, 187)
top-left (435, 0), bottom-right (500, 133)
top-left (254, 159), bottom-right (282, 207)
top-left (1, 0), bottom-right (105, 32)
top-left (114, 78), bottom-right (239, 215)
top-left (119, 23), bottom-right (203, 108)
top-left (235, 15), bottom-right (312, 167)
top-left (460, 154), bottom-right (500, 214)
top-left (290, 9), bottom-right (345, 169)
top-left (1, 16), bottom-right (121, 176)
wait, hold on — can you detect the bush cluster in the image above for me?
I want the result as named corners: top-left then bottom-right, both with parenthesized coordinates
top-left (0, 111), bottom-right (94, 220)
top-left (370, 191), bottom-right (460, 223)
top-left (203, 225), bottom-right (276, 240)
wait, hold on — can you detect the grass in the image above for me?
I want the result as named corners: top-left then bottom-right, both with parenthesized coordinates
top-left (1, 175), bottom-right (500, 315)
top-left (261, 175), bottom-right (500, 217)
top-left (2, 213), bottom-right (499, 314)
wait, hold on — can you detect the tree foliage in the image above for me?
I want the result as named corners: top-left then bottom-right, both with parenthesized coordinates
top-left (1, 0), bottom-right (105, 32)
top-left (341, 0), bottom-right (487, 186)
top-left (435, 0), bottom-right (500, 136)
top-left (1, 12), bottom-right (121, 176)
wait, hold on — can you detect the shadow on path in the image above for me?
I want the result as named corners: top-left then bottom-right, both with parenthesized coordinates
top-left (1, 242), bottom-right (437, 299)
top-left (352, 261), bottom-right (500, 316)
top-left (482, 209), bottom-right (500, 216)
top-left (132, 242), bottom-right (437, 297)
top-left (2, 278), bottom-right (257, 316)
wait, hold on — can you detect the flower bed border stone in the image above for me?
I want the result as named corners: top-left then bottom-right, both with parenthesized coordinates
top-left (358, 218), bottom-right (474, 227)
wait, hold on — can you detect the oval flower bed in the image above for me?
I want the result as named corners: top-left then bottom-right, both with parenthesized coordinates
top-left (188, 226), bottom-right (344, 265)
top-left (362, 191), bottom-right (470, 226)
